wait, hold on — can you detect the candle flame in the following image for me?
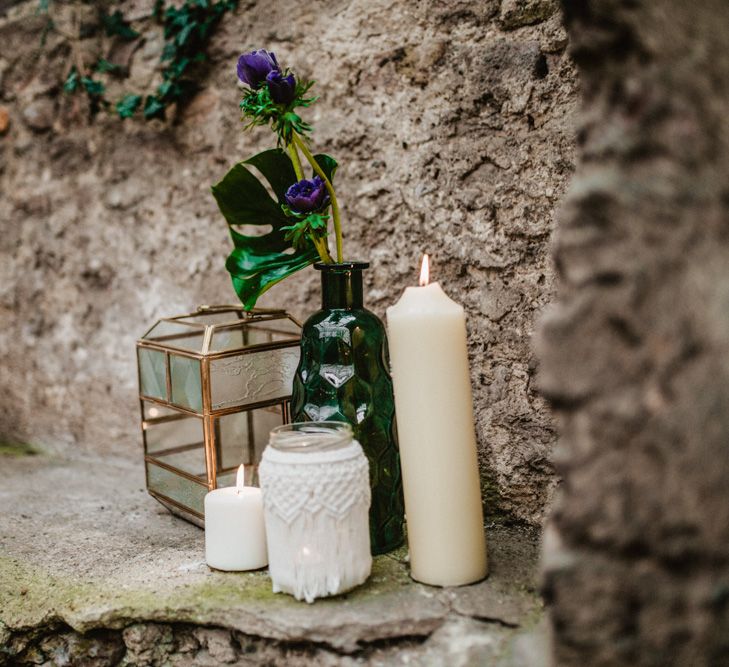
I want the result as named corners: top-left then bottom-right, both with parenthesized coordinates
top-left (419, 254), bottom-right (430, 287)
top-left (236, 464), bottom-right (246, 492)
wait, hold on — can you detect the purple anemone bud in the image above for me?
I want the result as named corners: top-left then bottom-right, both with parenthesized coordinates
top-left (237, 49), bottom-right (279, 88)
top-left (266, 70), bottom-right (297, 105)
top-left (285, 176), bottom-right (330, 214)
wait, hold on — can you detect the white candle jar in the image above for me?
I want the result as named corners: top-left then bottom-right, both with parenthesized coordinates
top-left (259, 422), bottom-right (372, 603)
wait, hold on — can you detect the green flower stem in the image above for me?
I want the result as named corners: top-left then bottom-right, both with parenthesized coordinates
top-left (287, 142), bottom-right (305, 181)
top-left (293, 133), bottom-right (343, 263)
top-left (312, 235), bottom-right (333, 264)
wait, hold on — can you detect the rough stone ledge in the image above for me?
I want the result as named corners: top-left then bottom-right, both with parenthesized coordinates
top-left (0, 452), bottom-right (546, 665)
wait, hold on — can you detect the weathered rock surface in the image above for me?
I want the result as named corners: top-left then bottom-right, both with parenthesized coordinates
top-left (500, 0), bottom-right (559, 31)
top-left (0, 451), bottom-right (545, 665)
top-left (0, 0), bottom-right (577, 524)
top-left (536, 0), bottom-right (729, 663)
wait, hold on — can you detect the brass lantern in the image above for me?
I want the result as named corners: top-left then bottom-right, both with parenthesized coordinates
top-left (136, 306), bottom-right (302, 526)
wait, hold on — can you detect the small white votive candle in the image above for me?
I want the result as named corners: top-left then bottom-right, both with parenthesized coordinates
top-left (204, 465), bottom-right (268, 571)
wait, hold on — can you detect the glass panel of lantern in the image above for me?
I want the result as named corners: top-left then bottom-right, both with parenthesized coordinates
top-left (136, 307), bottom-right (302, 526)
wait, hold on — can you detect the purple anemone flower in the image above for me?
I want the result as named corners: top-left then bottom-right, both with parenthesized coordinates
top-left (266, 70), bottom-right (297, 105)
top-left (237, 49), bottom-right (279, 88)
top-left (285, 176), bottom-right (330, 214)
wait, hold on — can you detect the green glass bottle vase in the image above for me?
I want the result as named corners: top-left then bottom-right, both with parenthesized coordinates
top-left (291, 262), bottom-right (405, 555)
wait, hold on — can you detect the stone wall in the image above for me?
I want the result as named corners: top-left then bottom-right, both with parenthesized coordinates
top-left (537, 0), bottom-right (729, 662)
top-left (0, 0), bottom-right (577, 524)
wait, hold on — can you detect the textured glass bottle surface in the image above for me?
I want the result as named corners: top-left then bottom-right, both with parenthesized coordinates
top-left (291, 263), bottom-right (405, 554)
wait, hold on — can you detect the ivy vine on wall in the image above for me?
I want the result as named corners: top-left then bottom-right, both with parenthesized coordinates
top-left (40, 0), bottom-right (238, 120)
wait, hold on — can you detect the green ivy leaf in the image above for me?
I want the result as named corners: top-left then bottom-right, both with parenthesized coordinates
top-left (157, 80), bottom-right (174, 98)
top-left (96, 58), bottom-right (121, 74)
top-left (81, 77), bottom-right (105, 97)
top-left (63, 67), bottom-right (79, 93)
top-left (143, 95), bottom-right (166, 119)
top-left (161, 42), bottom-right (176, 61)
top-left (78, 77), bottom-right (108, 115)
top-left (212, 148), bottom-right (327, 309)
top-left (45, 1), bottom-right (237, 123)
top-left (116, 94), bottom-right (142, 119)
top-left (176, 21), bottom-right (196, 47)
top-left (168, 57), bottom-right (191, 79)
top-left (103, 10), bottom-right (140, 41)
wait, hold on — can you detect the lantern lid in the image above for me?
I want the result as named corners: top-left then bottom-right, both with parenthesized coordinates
top-left (139, 306), bottom-right (301, 356)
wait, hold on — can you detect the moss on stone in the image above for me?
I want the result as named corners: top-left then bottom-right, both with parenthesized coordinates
top-left (160, 571), bottom-right (281, 610)
top-left (0, 550), bottom-right (415, 635)
top-left (0, 556), bottom-right (93, 629)
top-left (0, 442), bottom-right (40, 457)
top-left (155, 553), bottom-right (412, 613)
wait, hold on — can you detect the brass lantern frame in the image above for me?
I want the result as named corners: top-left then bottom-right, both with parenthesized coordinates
top-left (136, 305), bottom-right (302, 526)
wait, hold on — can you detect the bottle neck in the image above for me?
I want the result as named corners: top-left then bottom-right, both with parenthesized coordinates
top-left (319, 266), bottom-right (366, 309)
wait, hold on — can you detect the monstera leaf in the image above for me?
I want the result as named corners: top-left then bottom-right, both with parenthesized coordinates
top-left (212, 148), bottom-right (337, 310)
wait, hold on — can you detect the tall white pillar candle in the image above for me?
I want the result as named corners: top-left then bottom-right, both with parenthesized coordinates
top-left (205, 465), bottom-right (268, 571)
top-left (386, 256), bottom-right (488, 586)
